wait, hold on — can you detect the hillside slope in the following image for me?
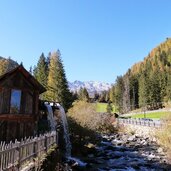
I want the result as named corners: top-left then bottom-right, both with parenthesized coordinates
top-left (0, 57), bottom-right (18, 76)
top-left (110, 38), bottom-right (171, 113)
top-left (131, 38), bottom-right (171, 75)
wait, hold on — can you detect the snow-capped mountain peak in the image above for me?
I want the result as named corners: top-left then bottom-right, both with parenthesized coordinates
top-left (68, 81), bottom-right (112, 95)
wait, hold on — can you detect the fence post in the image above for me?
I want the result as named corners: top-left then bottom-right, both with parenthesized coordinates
top-left (33, 140), bottom-right (37, 158)
top-left (56, 132), bottom-right (58, 147)
top-left (44, 135), bottom-right (47, 152)
top-left (17, 142), bottom-right (21, 171)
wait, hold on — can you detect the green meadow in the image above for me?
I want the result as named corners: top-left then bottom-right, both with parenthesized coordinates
top-left (130, 111), bottom-right (171, 119)
top-left (96, 103), bottom-right (116, 113)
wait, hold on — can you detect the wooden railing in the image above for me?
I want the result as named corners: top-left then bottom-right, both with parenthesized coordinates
top-left (118, 118), bottom-right (162, 127)
top-left (0, 131), bottom-right (58, 171)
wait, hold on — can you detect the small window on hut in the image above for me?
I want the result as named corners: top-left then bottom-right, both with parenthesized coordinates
top-left (10, 89), bottom-right (21, 114)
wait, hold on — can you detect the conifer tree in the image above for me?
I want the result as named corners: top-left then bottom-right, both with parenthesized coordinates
top-left (129, 74), bottom-right (139, 110)
top-left (138, 72), bottom-right (148, 107)
top-left (78, 87), bottom-right (89, 102)
top-left (114, 76), bottom-right (124, 112)
top-left (34, 53), bottom-right (48, 100)
top-left (149, 70), bottom-right (161, 108)
top-left (47, 50), bottom-right (72, 111)
top-left (109, 86), bottom-right (115, 104)
top-left (122, 75), bottom-right (131, 113)
top-left (29, 66), bottom-right (33, 75)
top-left (166, 74), bottom-right (171, 101)
top-left (106, 102), bottom-right (113, 114)
top-left (98, 91), bottom-right (108, 102)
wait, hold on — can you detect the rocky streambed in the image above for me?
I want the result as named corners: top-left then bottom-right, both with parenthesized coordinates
top-left (70, 133), bottom-right (171, 171)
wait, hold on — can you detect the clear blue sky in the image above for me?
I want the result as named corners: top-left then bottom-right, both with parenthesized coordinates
top-left (0, 0), bottom-right (171, 83)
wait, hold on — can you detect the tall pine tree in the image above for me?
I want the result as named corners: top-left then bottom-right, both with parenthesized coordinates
top-left (114, 76), bottom-right (124, 113)
top-left (122, 74), bottom-right (130, 113)
top-left (47, 50), bottom-right (72, 111)
top-left (34, 53), bottom-right (48, 100)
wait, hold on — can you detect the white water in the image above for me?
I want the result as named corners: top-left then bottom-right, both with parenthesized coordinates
top-left (67, 157), bottom-right (87, 167)
top-left (45, 103), bottom-right (87, 167)
top-left (45, 104), bottom-right (57, 131)
top-left (56, 103), bottom-right (72, 157)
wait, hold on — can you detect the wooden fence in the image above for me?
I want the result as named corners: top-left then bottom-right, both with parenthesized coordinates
top-left (0, 131), bottom-right (58, 171)
top-left (118, 118), bottom-right (162, 127)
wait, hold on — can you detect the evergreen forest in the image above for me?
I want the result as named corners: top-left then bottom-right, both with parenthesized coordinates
top-left (109, 38), bottom-right (171, 113)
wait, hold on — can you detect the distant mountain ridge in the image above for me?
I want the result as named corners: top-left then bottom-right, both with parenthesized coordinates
top-left (68, 80), bottom-right (112, 95)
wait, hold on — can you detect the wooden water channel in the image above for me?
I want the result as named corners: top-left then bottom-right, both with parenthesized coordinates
top-left (0, 131), bottom-right (58, 171)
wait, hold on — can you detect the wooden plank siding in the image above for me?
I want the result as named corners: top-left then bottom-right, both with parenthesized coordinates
top-left (0, 65), bottom-right (46, 141)
top-left (0, 121), bottom-right (35, 142)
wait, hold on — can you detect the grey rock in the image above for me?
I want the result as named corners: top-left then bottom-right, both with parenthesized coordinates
top-left (73, 133), bottom-right (169, 171)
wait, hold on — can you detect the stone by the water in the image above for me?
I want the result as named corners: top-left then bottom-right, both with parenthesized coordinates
top-left (71, 133), bottom-right (171, 171)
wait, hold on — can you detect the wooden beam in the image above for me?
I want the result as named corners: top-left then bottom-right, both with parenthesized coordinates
top-left (0, 114), bottom-right (35, 122)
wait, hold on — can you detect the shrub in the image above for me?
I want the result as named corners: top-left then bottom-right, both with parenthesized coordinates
top-left (67, 100), bottom-right (116, 133)
top-left (67, 100), bottom-right (118, 156)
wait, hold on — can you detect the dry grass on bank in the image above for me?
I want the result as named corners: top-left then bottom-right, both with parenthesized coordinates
top-left (67, 100), bottom-right (117, 133)
top-left (156, 113), bottom-right (171, 160)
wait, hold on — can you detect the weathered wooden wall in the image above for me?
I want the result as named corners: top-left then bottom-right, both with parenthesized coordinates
top-left (0, 121), bottom-right (35, 142)
top-left (0, 70), bottom-right (40, 141)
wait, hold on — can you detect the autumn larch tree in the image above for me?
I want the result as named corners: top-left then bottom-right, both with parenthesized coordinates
top-left (47, 50), bottom-right (72, 111)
